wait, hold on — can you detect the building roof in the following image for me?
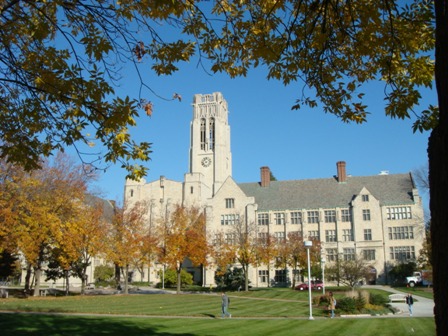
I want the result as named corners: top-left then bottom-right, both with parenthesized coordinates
top-left (238, 173), bottom-right (416, 211)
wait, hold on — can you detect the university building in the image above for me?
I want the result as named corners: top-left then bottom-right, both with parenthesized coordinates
top-left (125, 92), bottom-right (425, 287)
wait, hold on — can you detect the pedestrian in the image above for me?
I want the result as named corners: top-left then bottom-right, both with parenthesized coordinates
top-left (221, 292), bottom-right (231, 318)
top-left (328, 291), bottom-right (336, 318)
top-left (406, 293), bottom-right (414, 316)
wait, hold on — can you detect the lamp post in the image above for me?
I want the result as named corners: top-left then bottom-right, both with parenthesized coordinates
top-left (321, 258), bottom-right (326, 295)
top-left (304, 240), bottom-right (314, 320)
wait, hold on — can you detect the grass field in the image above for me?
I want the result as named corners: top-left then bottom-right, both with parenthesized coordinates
top-left (0, 287), bottom-right (436, 336)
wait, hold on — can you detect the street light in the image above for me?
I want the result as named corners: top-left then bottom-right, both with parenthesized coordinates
top-left (304, 240), bottom-right (314, 320)
top-left (321, 258), bottom-right (326, 295)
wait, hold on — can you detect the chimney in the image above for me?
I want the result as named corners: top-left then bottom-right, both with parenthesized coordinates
top-left (260, 166), bottom-right (271, 187)
top-left (336, 161), bottom-right (347, 183)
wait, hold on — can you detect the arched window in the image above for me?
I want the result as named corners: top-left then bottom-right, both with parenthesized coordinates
top-left (209, 117), bottom-right (215, 151)
top-left (200, 118), bottom-right (206, 150)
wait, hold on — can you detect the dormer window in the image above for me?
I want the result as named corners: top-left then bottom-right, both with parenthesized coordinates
top-left (362, 194), bottom-right (369, 202)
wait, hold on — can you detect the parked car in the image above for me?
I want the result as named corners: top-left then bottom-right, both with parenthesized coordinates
top-left (295, 280), bottom-right (324, 291)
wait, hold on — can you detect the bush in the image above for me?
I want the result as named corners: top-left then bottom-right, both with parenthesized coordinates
top-left (157, 269), bottom-right (193, 288)
top-left (336, 297), bottom-right (357, 313)
top-left (369, 293), bottom-right (389, 306)
top-left (94, 265), bottom-right (114, 283)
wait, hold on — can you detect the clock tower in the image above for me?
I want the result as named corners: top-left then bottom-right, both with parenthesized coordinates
top-left (187, 92), bottom-right (232, 198)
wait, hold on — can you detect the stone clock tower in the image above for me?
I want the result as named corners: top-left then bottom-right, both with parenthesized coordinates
top-left (185, 92), bottom-right (232, 200)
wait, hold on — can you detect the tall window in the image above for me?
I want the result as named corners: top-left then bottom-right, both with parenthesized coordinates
top-left (275, 212), bottom-right (285, 225)
top-left (259, 270), bottom-right (268, 283)
top-left (363, 249), bottom-right (376, 261)
top-left (275, 270), bottom-right (287, 283)
top-left (341, 209), bottom-right (351, 222)
top-left (225, 198), bottom-right (235, 208)
top-left (325, 230), bottom-right (337, 242)
top-left (258, 213), bottom-right (269, 225)
top-left (343, 229), bottom-right (353, 241)
top-left (290, 212), bottom-right (302, 224)
top-left (343, 248), bottom-right (356, 261)
top-left (307, 211), bottom-right (319, 223)
top-left (364, 229), bottom-right (372, 241)
top-left (388, 226), bottom-right (414, 240)
top-left (363, 209), bottom-right (371, 221)
top-left (326, 248), bottom-right (338, 262)
top-left (324, 210), bottom-right (336, 223)
top-left (387, 206), bottom-right (412, 220)
top-left (209, 118), bottom-right (215, 150)
top-left (362, 194), bottom-right (369, 202)
top-left (200, 118), bottom-right (206, 150)
top-left (390, 246), bottom-right (415, 261)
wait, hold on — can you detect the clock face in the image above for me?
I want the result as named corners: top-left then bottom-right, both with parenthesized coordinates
top-left (201, 157), bottom-right (212, 167)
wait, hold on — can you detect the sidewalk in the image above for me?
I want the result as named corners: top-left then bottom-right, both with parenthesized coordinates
top-left (363, 285), bottom-right (434, 317)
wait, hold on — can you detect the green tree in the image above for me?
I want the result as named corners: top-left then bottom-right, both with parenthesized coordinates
top-left (93, 264), bottom-right (115, 283)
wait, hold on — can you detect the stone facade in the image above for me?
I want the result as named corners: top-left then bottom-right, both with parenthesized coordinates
top-left (124, 92), bottom-right (425, 287)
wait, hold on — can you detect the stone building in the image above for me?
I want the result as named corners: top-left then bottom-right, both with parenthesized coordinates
top-left (124, 92), bottom-right (425, 287)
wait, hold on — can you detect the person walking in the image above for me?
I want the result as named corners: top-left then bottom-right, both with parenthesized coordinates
top-left (328, 291), bottom-right (336, 318)
top-left (406, 294), bottom-right (414, 317)
top-left (221, 292), bottom-right (231, 318)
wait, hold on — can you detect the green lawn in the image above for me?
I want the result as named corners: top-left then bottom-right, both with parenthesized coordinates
top-left (0, 288), bottom-right (436, 336)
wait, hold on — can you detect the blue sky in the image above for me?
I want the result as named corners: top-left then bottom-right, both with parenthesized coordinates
top-left (86, 59), bottom-right (433, 215)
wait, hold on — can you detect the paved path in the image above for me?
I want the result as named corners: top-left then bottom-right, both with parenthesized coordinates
top-left (363, 285), bottom-right (434, 318)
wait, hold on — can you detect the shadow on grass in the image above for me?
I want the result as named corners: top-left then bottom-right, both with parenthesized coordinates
top-left (0, 313), bottom-right (195, 336)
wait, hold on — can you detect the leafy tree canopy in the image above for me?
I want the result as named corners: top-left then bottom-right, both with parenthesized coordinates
top-left (0, 0), bottom-right (436, 180)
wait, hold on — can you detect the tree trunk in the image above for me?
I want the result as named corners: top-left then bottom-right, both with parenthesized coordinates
top-left (33, 267), bottom-right (41, 297)
top-left (65, 270), bottom-right (70, 296)
top-left (124, 265), bottom-right (129, 294)
top-left (176, 266), bottom-right (182, 294)
top-left (244, 264), bottom-right (249, 291)
top-left (24, 263), bottom-right (32, 291)
top-left (432, 1), bottom-right (448, 335)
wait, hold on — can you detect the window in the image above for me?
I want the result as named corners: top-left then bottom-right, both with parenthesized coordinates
top-left (274, 231), bottom-right (285, 242)
top-left (362, 194), bottom-right (369, 202)
top-left (258, 213), bottom-right (269, 225)
top-left (343, 248), bottom-right (356, 261)
top-left (362, 209), bottom-right (371, 221)
top-left (209, 118), bottom-right (215, 150)
top-left (200, 118), bottom-right (206, 150)
top-left (343, 229), bottom-right (353, 241)
top-left (363, 249), bottom-right (376, 261)
top-left (258, 232), bottom-right (268, 244)
top-left (325, 230), bottom-right (337, 242)
top-left (364, 229), bottom-right (372, 241)
top-left (341, 209), bottom-right (351, 222)
top-left (326, 249), bottom-right (338, 262)
top-left (290, 212), bottom-right (302, 224)
top-left (274, 212), bottom-right (285, 225)
top-left (190, 186), bottom-right (194, 194)
top-left (324, 210), bottom-right (336, 223)
top-left (308, 231), bottom-right (319, 239)
top-left (259, 270), bottom-right (268, 283)
top-left (221, 214), bottom-right (240, 225)
top-left (307, 211), bottom-right (319, 223)
top-left (129, 189), bottom-right (134, 197)
top-left (387, 206), bottom-right (412, 220)
top-left (390, 246), bottom-right (416, 261)
top-left (225, 233), bottom-right (236, 245)
top-left (388, 226), bottom-right (414, 240)
top-left (274, 269), bottom-right (287, 284)
top-left (225, 198), bottom-right (235, 208)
